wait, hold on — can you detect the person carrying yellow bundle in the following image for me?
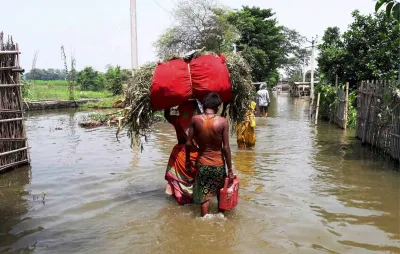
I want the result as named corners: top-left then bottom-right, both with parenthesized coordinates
top-left (236, 101), bottom-right (256, 149)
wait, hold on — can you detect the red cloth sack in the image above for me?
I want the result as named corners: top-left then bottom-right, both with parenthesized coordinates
top-left (151, 59), bottom-right (192, 110)
top-left (151, 54), bottom-right (232, 110)
top-left (190, 54), bottom-right (232, 103)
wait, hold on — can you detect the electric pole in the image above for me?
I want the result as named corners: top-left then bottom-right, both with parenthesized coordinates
top-left (130, 0), bottom-right (138, 74)
top-left (302, 57), bottom-right (306, 83)
top-left (310, 37), bottom-right (317, 101)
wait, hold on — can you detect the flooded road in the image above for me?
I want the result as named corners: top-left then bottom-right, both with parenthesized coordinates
top-left (1, 94), bottom-right (399, 253)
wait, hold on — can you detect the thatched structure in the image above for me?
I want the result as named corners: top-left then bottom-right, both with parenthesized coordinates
top-left (0, 32), bottom-right (29, 173)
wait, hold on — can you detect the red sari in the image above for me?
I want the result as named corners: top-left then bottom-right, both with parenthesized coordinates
top-left (165, 102), bottom-right (199, 205)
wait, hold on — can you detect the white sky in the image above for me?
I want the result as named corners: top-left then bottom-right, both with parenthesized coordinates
top-left (1, 0), bottom-right (375, 72)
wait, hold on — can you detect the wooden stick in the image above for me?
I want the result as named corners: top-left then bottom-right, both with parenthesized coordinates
top-left (16, 43), bottom-right (30, 163)
top-left (0, 109), bottom-right (22, 113)
top-left (0, 66), bottom-right (18, 70)
top-left (0, 84), bottom-right (23, 87)
top-left (0, 147), bottom-right (28, 157)
top-left (343, 82), bottom-right (349, 129)
top-left (0, 138), bottom-right (27, 141)
top-left (362, 93), bottom-right (373, 144)
top-left (315, 93), bottom-right (321, 125)
top-left (0, 117), bottom-right (23, 123)
top-left (0, 51), bottom-right (21, 55)
top-left (390, 133), bottom-right (400, 139)
top-left (0, 159), bottom-right (29, 171)
top-left (0, 67), bottom-right (24, 72)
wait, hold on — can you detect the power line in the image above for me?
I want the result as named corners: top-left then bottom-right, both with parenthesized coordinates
top-left (152, 0), bottom-right (172, 14)
top-left (168, 0), bottom-right (178, 6)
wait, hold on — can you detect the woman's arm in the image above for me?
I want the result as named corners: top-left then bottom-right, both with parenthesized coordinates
top-left (221, 102), bottom-right (228, 117)
top-left (164, 108), bottom-right (177, 124)
top-left (222, 119), bottom-right (234, 180)
top-left (164, 108), bottom-right (170, 121)
top-left (185, 119), bottom-right (195, 172)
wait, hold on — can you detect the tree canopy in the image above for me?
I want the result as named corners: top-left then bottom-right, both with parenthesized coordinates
top-left (318, 11), bottom-right (400, 86)
top-left (224, 6), bottom-right (286, 83)
top-left (24, 68), bottom-right (66, 81)
top-left (155, 1), bottom-right (307, 86)
top-left (154, 0), bottom-right (238, 59)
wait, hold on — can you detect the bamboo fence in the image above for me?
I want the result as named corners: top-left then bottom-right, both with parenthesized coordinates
top-left (332, 82), bottom-right (349, 129)
top-left (312, 82), bottom-right (349, 129)
top-left (0, 32), bottom-right (29, 173)
top-left (356, 80), bottom-right (400, 161)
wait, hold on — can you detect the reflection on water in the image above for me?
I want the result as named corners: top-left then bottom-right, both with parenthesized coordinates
top-left (0, 98), bottom-right (399, 253)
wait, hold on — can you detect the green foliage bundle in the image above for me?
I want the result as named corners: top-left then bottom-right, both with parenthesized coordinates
top-left (121, 52), bottom-right (253, 147)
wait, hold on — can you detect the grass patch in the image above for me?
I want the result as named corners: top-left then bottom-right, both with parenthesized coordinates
top-left (30, 80), bottom-right (68, 86)
top-left (80, 96), bottom-right (122, 109)
top-left (23, 82), bottom-right (113, 101)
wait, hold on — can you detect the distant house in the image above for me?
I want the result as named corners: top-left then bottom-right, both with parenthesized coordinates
top-left (275, 80), bottom-right (290, 92)
top-left (290, 81), bottom-right (319, 97)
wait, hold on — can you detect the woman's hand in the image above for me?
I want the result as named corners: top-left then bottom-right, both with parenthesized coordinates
top-left (228, 169), bottom-right (235, 183)
top-left (186, 160), bottom-right (192, 173)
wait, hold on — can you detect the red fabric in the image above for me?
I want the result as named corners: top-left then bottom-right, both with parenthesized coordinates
top-left (190, 54), bottom-right (232, 102)
top-left (151, 54), bottom-right (232, 110)
top-left (151, 59), bottom-right (192, 110)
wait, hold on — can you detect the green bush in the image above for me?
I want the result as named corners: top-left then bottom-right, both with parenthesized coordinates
top-left (315, 83), bottom-right (357, 128)
top-left (315, 83), bottom-right (337, 121)
top-left (105, 65), bottom-right (125, 95)
top-left (76, 67), bottom-right (104, 91)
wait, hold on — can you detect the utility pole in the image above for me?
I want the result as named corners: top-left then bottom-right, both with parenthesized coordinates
top-left (130, 0), bottom-right (138, 74)
top-left (302, 57), bottom-right (306, 83)
top-left (335, 74), bottom-right (338, 91)
top-left (310, 37), bottom-right (317, 101)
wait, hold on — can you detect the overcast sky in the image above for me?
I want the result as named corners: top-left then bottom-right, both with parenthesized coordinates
top-left (1, 0), bottom-right (375, 71)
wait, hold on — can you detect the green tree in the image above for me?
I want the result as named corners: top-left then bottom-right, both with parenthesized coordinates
top-left (318, 11), bottom-right (399, 87)
top-left (154, 0), bottom-right (239, 59)
top-left (281, 27), bottom-right (310, 78)
top-left (105, 65), bottom-right (124, 95)
top-left (76, 67), bottom-right (103, 91)
top-left (375, 0), bottom-right (400, 22)
top-left (344, 11), bottom-right (399, 82)
top-left (24, 69), bottom-right (67, 80)
top-left (317, 27), bottom-right (347, 84)
top-left (225, 6), bottom-right (287, 83)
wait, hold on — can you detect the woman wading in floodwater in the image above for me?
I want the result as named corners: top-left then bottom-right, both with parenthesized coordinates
top-left (186, 93), bottom-right (234, 216)
top-left (164, 100), bottom-right (200, 205)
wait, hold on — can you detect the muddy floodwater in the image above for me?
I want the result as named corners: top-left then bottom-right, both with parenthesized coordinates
top-left (1, 94), bottom-right (399, 254)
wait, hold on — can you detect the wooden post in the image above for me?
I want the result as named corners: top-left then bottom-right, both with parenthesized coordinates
top-left (362, 87), bottom-right (373, 145)
top-left (343, 82), bottom-right (349, 129)
top-left (315, 93), bottom-right (321, 125)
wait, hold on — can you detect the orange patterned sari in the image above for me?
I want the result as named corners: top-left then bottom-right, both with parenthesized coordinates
top-left (165, 102), bottom-right (199, 205)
